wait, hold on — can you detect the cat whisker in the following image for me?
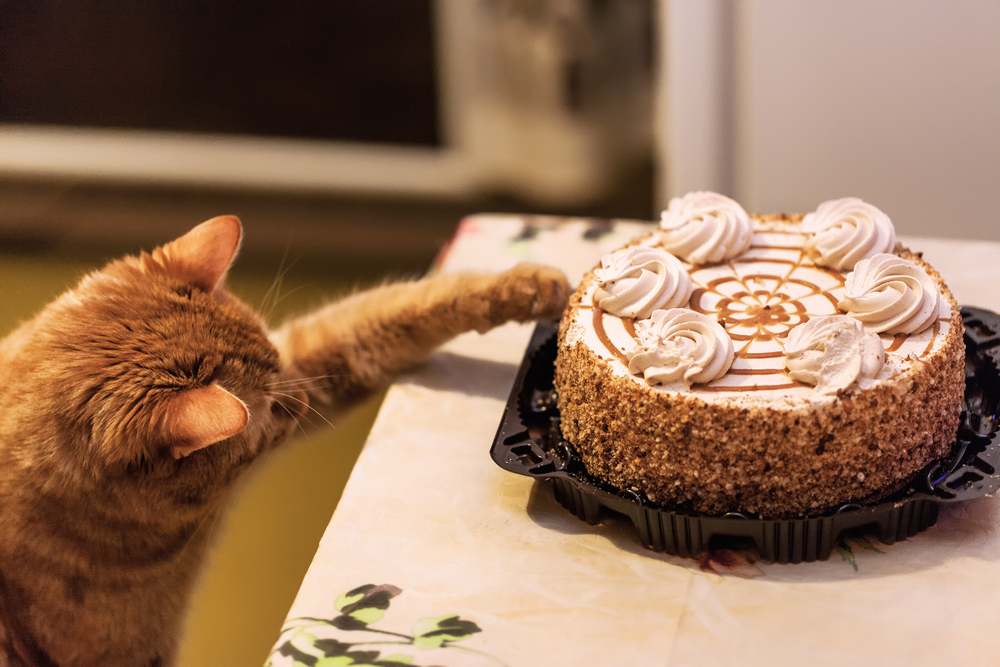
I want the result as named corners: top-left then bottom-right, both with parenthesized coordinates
top-left (265, 382), bottom-right (338, 393)
top-left (267, 378), bottom-right (321, 387)
top-left (271, 398), bottom-right (307, 437)
top-left (265, 383), bottom-right (327, 395)
top-left (267, 382), bottom-right (331, 394)
top-left (269, 373), bottom-right (352, 383)
top-left (269, 285), bottom-right (307, 314)
top-left (259, 244), bottom-right (301, 320)
top-left (266, 373), bottom-right (352, 388)
top-left (268, 391), bottom-right (337, 431)
top-left (259, 242), bottom-right (290, 309)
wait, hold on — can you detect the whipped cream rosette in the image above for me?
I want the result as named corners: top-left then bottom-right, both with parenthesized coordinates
top-left (784, 315), bottom-right (884, 394)
top-left (839, 253), bottom-right (941, 334)
top-left (659, 191), bottom-right (752, 264)
top-left (557, 206), bottom-right (964, 517)
top-left (803, 197), bottom-right (897, 270)
top-left (592, 246), bottom-right (693, 319)
top-left (627, 308), bottom-right (734, 386)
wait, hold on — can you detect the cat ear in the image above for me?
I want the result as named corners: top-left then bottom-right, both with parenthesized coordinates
top-left (164, 384), bottom-right (249, 459)
top-left (154, 215), bottom-right (243, 291)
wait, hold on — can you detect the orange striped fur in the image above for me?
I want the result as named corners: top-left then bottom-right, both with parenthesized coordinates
top-left (0, 217), bottom-right (568, 666)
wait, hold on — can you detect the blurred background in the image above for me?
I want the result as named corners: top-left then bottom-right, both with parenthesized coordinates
top-left (1, 1), bottom-right (997, 664)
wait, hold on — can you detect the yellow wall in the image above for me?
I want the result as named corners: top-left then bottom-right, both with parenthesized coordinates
top-left (177, 395), bottom-right (381, 667)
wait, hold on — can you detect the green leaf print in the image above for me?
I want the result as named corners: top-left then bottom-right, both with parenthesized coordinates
top-left (336, 592), bottom-right (366, 612)
top-left (836, 541), bottom-right (858, 572)
top-left (272, 584), bottom-right (504, 667)
top-left (335, 584), bottom-right (402, 615)
top-left (312, 639), bottom-right (352, 658)
top-left (333, 584), bottom-right (402, 629)
top-left (413, 615), bottom-right (482, 648)
top-left (277, 639), bottom-right (319, 666)
top-left (349, 607), bottom-right (385, 625)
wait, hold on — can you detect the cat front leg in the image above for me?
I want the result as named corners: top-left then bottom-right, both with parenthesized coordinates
top-left (270, 263), bottom-right (569, 409)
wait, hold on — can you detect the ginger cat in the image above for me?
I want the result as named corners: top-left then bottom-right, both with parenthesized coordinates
top-left (0, 216), bottom-right (569, 666)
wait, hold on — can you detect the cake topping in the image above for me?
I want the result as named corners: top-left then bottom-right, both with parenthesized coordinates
top-left (784, 315), bottom-right (884, 395)
top-left (839, 253), bottom-right (941, 334)
top-left (803, 197), bottom-right (896, 270)
top-left (593, 246), bottom-right (693, 319)
top-left (627, 308), bottom-right (734, 386)
top-left (658, 191), bottom-right (752, 264)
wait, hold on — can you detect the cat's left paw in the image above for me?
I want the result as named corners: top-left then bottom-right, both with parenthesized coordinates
top-left (493, 263), bottom-right (571, 323)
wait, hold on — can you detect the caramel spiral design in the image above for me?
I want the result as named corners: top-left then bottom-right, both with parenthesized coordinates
top-left (587, 227), bottom-right (943, 393)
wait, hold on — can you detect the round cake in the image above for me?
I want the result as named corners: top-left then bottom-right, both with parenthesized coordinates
top-left (555, 193), bottom-right (965, 517)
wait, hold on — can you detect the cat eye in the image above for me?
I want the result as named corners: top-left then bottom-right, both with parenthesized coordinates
top-left (173, 285), bottom-right (194, 299)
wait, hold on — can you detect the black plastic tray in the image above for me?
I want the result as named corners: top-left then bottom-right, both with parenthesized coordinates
top-left (491, 306), bottom-right (1000, 563)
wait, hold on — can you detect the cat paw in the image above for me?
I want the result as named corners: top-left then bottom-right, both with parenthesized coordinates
top-left (492, 263), bottom-right (571, 323)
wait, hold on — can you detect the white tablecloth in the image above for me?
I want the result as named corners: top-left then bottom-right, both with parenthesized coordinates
top-left (268, 216), bottom-right (1000, 667)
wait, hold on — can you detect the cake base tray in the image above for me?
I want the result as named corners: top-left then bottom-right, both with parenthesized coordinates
top-left (490, 306), bottom-right (1000, 563)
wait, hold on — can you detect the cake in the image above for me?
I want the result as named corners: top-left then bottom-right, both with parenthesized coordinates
top-left (555, 192), bottom-right (965, 517)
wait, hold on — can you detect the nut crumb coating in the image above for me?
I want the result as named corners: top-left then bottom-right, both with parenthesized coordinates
top-left (556, 241), bottom-right (966, 518)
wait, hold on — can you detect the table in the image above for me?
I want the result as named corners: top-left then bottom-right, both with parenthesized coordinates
top-left (267, 215), bottom-right (1000, 667)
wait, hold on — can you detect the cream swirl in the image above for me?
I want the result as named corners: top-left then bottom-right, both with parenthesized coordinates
top-left (839, 253), bottom-right (941, 334)
top-left (658, 191), bottom-right (752, 264)
top-left (784, 315), bottom-right (884, 395)
top-left (593, 246), bottom-right (693, 319)
top-left (803, 197), bottom-right (897, 270)
top-left (627, 308), bottom-right (734, 386)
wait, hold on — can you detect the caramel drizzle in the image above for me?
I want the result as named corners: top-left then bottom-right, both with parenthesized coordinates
top-left (886, 333), bottom-right (907, 352)
top-left (749, 243), bottom-right (803, 251)
top-left (740, 350), bottom-right (785, 359)
top-left (700, 382), bottom-right (804, 392)
top-left (732, 256), bottom-right (798, 265)
top-left (728, 368), bottom-right (786, 375)
top-left (921, 320), bottom-right (941, 357)
top-left (592, 308), bottom-right (628, 364)
top-left (586, 237), bottom-right (942, 393)
top-left (623, 318), bottom-right (637, 338)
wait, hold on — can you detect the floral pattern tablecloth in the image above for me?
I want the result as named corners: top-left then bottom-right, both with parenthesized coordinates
top-left (269, 215), bottom-right (1000, 667)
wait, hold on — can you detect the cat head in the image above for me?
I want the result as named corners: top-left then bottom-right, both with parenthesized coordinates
top-left (3, 216), bottom-right (305, 488)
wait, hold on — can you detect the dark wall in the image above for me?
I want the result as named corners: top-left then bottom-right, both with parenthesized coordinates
top-left (0, 1), bottom-right (440, 145)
